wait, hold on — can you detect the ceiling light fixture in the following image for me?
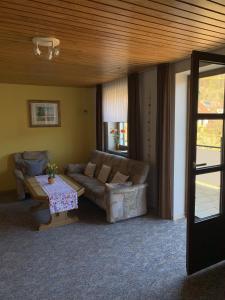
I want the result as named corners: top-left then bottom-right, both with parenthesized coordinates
top-left (32, 37), bottom-right (60, 60)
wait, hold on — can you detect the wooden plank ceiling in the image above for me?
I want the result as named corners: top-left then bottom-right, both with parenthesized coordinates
top-left (0, 0), bottom-right (225, 86)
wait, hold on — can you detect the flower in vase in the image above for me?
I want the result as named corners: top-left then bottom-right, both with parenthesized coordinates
top-left (46, 162), bottom-right (58, 178)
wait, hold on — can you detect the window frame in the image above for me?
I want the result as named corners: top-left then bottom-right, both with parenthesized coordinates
top-left (103, 122), bottom-right (128, 156)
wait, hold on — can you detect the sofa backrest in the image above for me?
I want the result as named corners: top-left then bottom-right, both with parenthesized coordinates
top-left (89, 150), bottom-right (149, 185)
top-left (13, 151), bottom-right (50, 173)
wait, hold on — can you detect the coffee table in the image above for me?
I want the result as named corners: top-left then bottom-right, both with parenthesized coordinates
top-left (25, 175), bottom-right (85, 231)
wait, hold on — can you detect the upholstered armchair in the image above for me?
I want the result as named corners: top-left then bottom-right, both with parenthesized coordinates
top-left (13, 151), bottom-right (50, 200)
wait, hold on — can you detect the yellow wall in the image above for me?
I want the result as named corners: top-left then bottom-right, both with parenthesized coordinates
top-left (0, 83), bottom-right (96, 192)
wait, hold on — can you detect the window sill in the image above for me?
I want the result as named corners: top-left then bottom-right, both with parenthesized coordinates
top-left (107, 149), bottom-right (128, 158)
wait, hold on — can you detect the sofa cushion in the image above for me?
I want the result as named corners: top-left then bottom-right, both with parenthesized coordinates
top-left (97, 165), bottom-right (111, 183)
top-left (111, 171), bottom-right (129, 183)
top-left (24, 159), bottom-right (46, 176)
top-left (84, 162), bottom-right (96, 178)
top-left (69, 173), bottom-right (105, 198)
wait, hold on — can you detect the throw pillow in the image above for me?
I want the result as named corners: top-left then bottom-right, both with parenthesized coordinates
top-left (24, 159), bottom-right (46, 177)
top-left (111, 171), bottom-right (129, 184)
top-left (84, 162), bottom-right (96, 178)
top-left (97, 164), bottom-right (111, 183)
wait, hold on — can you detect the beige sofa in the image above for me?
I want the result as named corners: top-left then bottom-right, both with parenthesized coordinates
top-left (65, 150), bottom-right (149, 223)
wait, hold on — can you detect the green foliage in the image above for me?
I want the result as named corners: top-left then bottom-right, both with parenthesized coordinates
top-left (46, 162), bottom-right (58, 178)
top-left (197, 74), bottom-right (224, 149)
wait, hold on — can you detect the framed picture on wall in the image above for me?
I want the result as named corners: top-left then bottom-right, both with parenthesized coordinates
top-left (28, 100), bottom-right (61, 127)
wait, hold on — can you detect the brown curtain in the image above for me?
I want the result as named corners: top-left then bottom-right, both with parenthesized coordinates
top-left (128, 73), bottom-right (141, 160)
top-left (96, 84), bottom-right (103, 151)
top-left (157, 63), bottom-right (175, 219)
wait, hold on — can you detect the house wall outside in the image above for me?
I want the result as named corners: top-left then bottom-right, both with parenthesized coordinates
top-left (0, 83), bottom-right (96, 192)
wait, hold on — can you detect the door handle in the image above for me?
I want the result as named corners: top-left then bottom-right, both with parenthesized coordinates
top-left (193, 162), bottom-right (207, 168)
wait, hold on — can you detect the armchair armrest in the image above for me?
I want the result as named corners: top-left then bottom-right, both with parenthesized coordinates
top-left (14, 168), bottom-right (25, 181)
top-left (14, 168), bottom-right (26, 200)
top-left (64, 163), bottom-right (86, 174)
top-left (105, 183), bottom-right (148, 223)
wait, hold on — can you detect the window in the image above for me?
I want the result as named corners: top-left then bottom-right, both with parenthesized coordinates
top-left (102, 78), bottom-right (128, 155)
top-left (104, 122), bottom-right (128, 154)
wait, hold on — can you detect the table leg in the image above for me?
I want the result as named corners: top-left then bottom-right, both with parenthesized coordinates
top-left (38, 211), bottom-right (79, 231)
top-left (30, 201), bottom-right (48, 212)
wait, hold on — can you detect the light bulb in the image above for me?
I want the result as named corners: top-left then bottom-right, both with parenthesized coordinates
top-left (54, 47), bottom-right (60, 57)
top-left (48, 48), bottom-right (53, 60)
top-left (34, 44), bottom-right (41, 56)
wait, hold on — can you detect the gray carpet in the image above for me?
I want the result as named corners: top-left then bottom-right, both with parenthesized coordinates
top-left (0, 194), bottom-right (225, 300)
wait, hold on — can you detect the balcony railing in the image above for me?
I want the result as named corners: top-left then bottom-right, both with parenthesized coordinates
top-left (197, 144), bottom-right (220, 149)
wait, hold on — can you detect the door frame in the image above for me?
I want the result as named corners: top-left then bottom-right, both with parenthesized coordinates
top-left (187, 50), bottom-right (225, 275)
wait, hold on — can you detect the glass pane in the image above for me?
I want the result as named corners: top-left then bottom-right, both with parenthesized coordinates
top-left (196, 119), bottom-right (223, 167)
top-left (107, 122), bottom-right (117, 151)
top-left (119, 122), bottom-right (128, 146)
top-left (195, 172), bottom-right (221, 220)
top-left (198, 62), bottom-right (225, 114)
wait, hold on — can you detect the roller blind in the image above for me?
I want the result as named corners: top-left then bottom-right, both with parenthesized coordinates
top-left (102, 77), bottom-right (128, 122)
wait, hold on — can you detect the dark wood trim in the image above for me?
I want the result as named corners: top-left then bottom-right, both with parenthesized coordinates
top-left (103, 122), bottom-right (108, 152)
top-left (96, 85), bottom-right (103, 151)
top-left (128, 72), bottom-right (141, 160)
top-left (186, 65), bottom-right (225, 215)
top-left (193, 51), bottom-right (225, 65)
top-left (195, 165), bottom-right (222, 175)
top-left (221, 71), bottom-right (225, 217)
top-left (185, 75), bottom-right (191, 218)
top-left (156, 63), bottom-right (175, 219)
top-left (199, 67), bottom-right (225, 79)
top-left (187, 50), bottom-right (199, 274)
top-left (187, 50), bottom-right (225, 275)
top-left (28, 100), bottom-right (61, 128)
top-left (197, 113), bottom-right (225, 119)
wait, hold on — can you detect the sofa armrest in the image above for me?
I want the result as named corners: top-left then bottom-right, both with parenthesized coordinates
top-left (64, 163), bottom-right (86, 174)
top-left (105, 184), bottom-right (148, 223)
top-left (14, 168), bottom-right (25, 181)
top-left (106, 183), bottom-right (146, 194)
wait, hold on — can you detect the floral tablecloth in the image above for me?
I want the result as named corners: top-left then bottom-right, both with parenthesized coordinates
top-left (35, 175), bottom-right (78, 214)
